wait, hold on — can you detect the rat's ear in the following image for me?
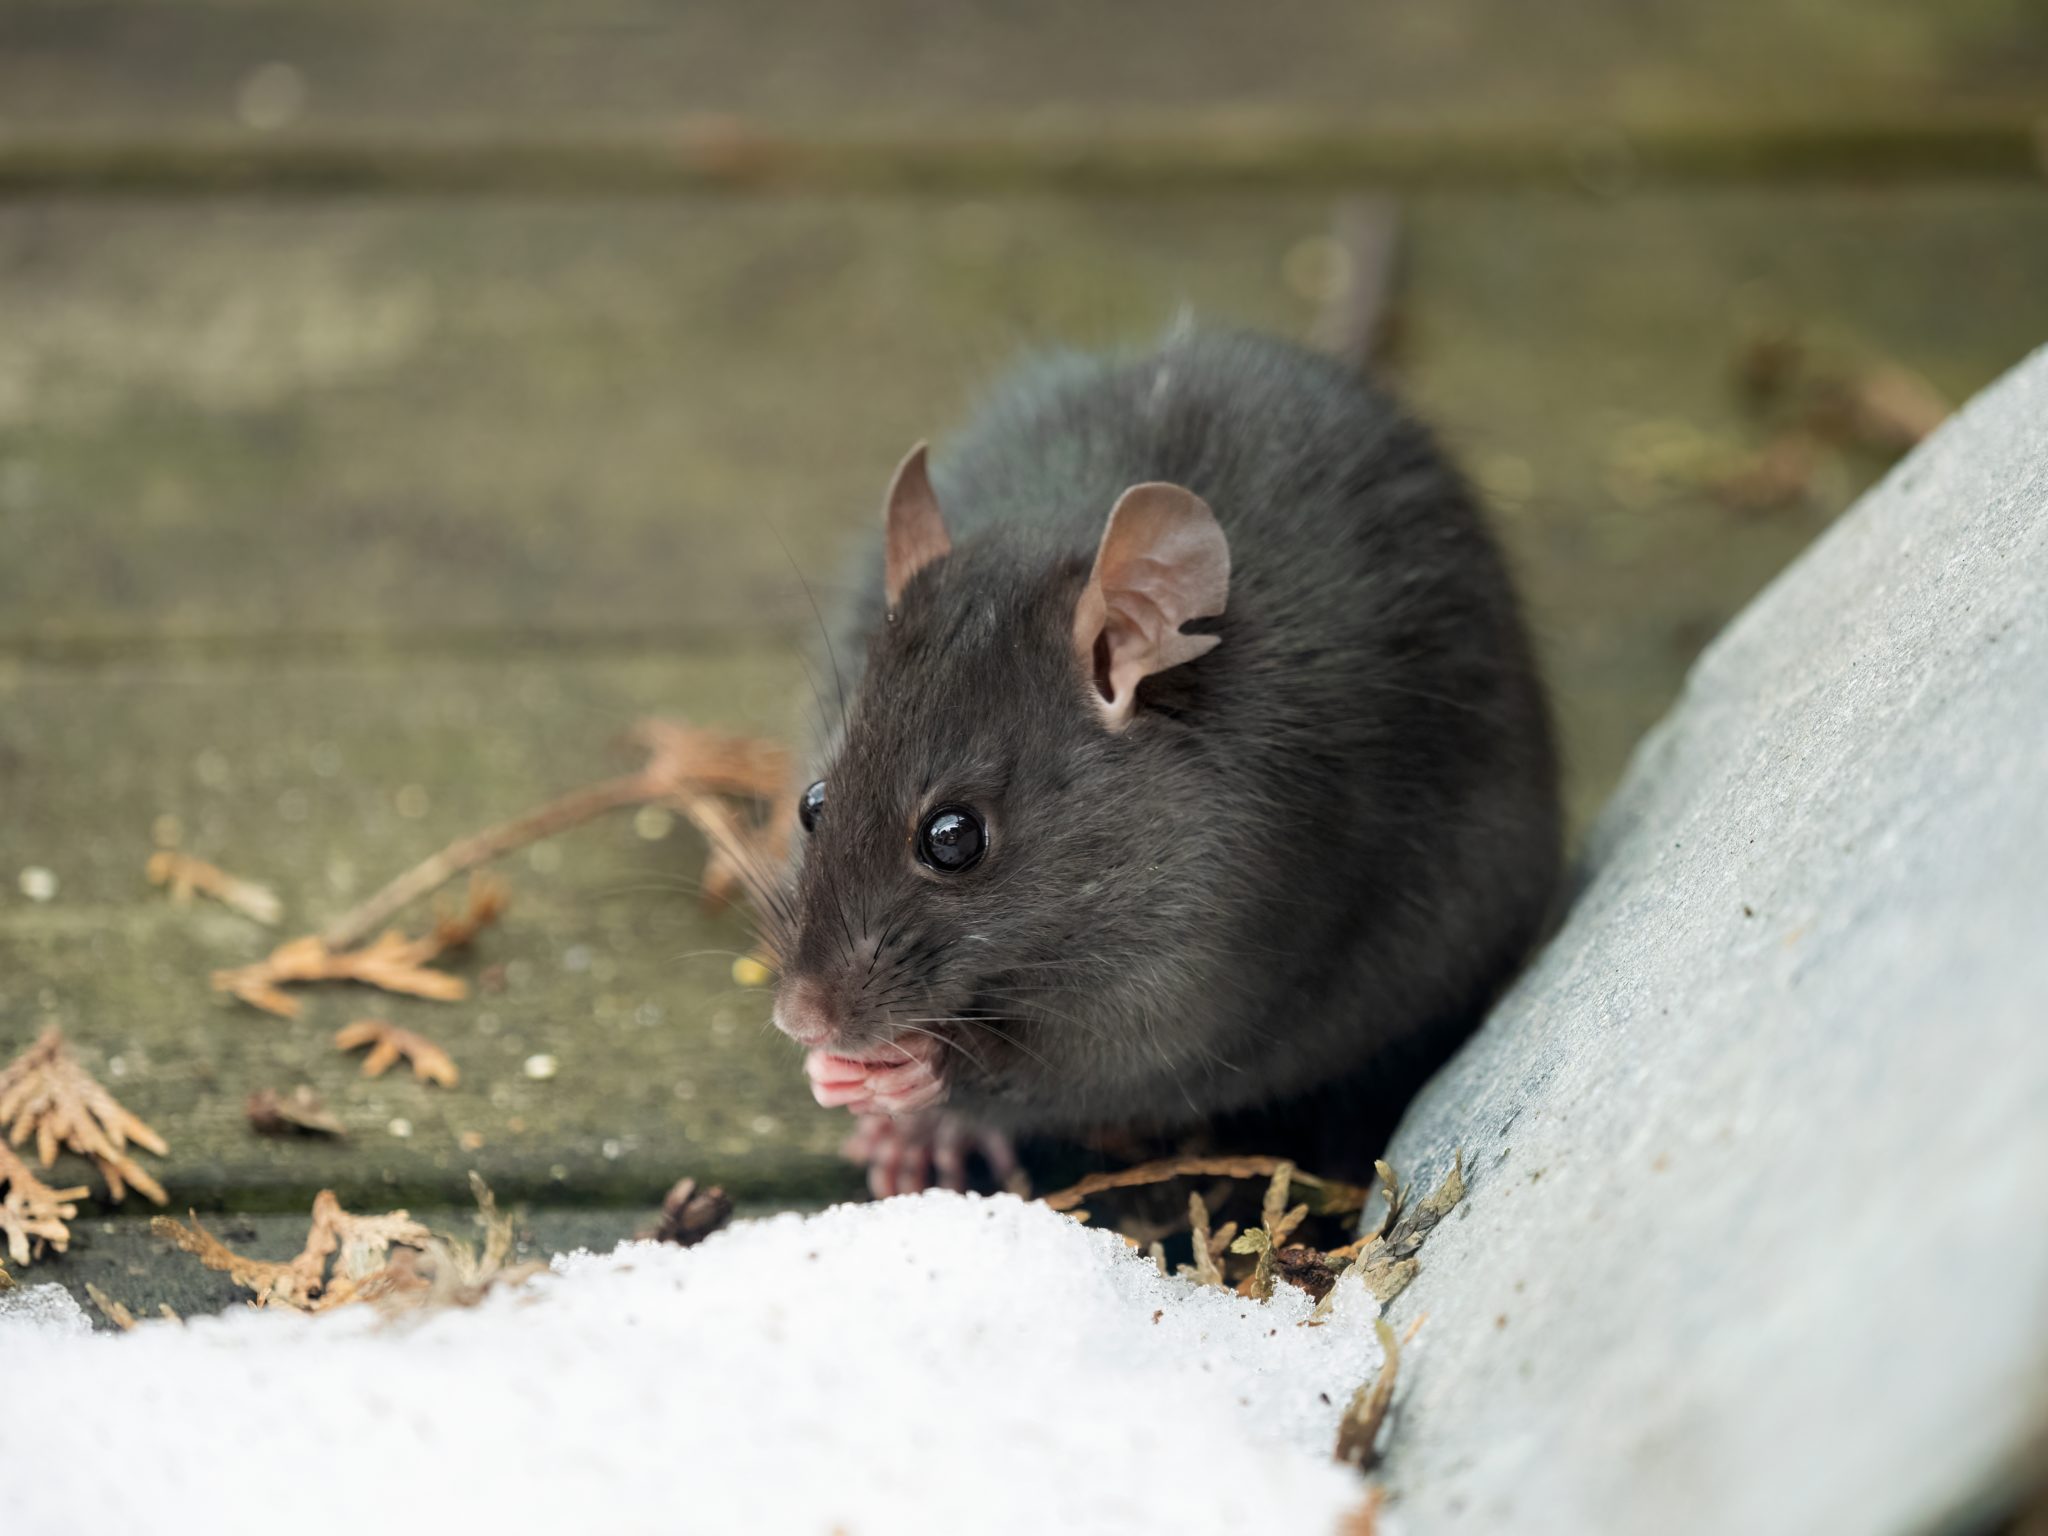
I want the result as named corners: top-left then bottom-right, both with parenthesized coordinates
top-left (882, 442), bottom-right (952, 609)
top-left (1071, 482), bottom-right (1230, 730)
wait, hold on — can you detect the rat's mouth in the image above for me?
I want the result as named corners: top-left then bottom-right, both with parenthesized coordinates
top-left (803, 1028), bottom-right (950, 1117)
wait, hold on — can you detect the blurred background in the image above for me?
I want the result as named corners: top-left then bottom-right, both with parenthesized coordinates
top-left (2, 1), bottom-right (2046, 1298)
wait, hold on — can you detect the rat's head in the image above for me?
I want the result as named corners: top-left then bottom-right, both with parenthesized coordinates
top-left (770, 442), bottom-right (1230, 1118)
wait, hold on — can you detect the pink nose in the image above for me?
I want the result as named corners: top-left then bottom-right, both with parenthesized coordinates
top-left (772, 977), bottom-right (842, 1048)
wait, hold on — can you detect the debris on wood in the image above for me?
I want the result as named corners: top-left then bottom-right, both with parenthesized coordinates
top-left (643, 1177), bottom-right (734, 1248)
top-left (246, 1086), bottom-right (347, 1138)
top-left (1228, 1160), bottom-right (1313, 1300)
top-left (1715, 332), bottom-right (1950, 513)
top-left (212, 873), bottom-right (507, 1019)
top-left (1334, 1316), bottom-right (1402, 1470)
top-left (0, 1026), bottom-right (169, 1205)
top-left (1044, 1149), bottom-right (1464, 1311)
top-left (0, 1140), bottom-right (86, 1266)
top-left (146, 851), bottom-right (282, 926)
top-left (334, 1019), bottom-right (460, 1087)
top-left (85, 1282), bottom-right (137, 1332)
top-left (153, 1175), bottom-right (539, 1314)
top-left (1187, 1191), bottom-right (1225, 1288)
top-left (315, 719), bottom-right (792, 955)
top-left (1335, 1488), bottom-right (1385, 1536)
top-left (1041, 1155), bottom-right (1370, 1217)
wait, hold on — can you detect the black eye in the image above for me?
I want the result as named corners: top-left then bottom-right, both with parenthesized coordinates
top-left (917, 805), bottom-right (986, 873)
top-left (799, 780), bottom-right (826, 834)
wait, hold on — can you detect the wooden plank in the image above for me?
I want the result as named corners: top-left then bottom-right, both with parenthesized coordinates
top-left (6, 187), bottom-right (2047, 830)
top-left (0, 195), bottom-right (1322, 650)
top-left (0, 0), bottom-right (2041, 149)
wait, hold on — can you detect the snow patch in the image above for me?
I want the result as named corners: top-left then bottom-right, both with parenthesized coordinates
top-left (0, 1193), bottom-right (1381, 1534)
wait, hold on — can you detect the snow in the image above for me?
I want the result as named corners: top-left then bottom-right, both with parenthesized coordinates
top-left (0, 1193), bottom-right (1382, 1534)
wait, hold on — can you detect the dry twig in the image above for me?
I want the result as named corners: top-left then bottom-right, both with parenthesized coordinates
top-left (146, 851), bottom-right (282, 926)
top-left (0, 1026), bottom-right (168, 1205)
top-left (334, 1020), bottom-right (460, 1087)
top-left (316, 719), bottom-right (792, 954)
top-left (1042, 1154), bottom-right (1370, 1216)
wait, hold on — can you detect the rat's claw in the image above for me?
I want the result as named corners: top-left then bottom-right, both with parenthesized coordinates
top-left (842, 1110), bottom-right (1020, 1197)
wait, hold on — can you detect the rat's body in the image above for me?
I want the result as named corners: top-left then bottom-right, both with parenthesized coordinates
top-left (772, 328), bottom-right (1559, 1191)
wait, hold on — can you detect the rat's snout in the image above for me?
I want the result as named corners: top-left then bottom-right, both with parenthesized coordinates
top-left (771, 975), bottom-right (844, 1048)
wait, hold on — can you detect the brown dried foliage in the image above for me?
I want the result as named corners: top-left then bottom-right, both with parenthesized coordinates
top-left (0, 1026), bottom-right (169, 1206)
top-left (213, 873), bottom-right (507, 1019)
top-left (153, 1176), bottom-right (539, 1315)
top-left (0, 1140), bottom-right (87, 1266)
top-left (146, 851), bottom-right (282, 926)
top-left (1042, 1154), bottom-right (1371, 1217)
top-left (1052, 1152), bottom-right (1464, 1313)
top-left (246, 1085), bottom-right (346, 1138)
top-left (1334, 1317), bottom-right (1402, 1469)
top-left (334, 1019), bottom-right (460, 1087)
top-left (645, 1177), bottom-right (735, 1248)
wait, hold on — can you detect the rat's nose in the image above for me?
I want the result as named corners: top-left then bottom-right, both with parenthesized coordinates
top-left (772, 976), bottom-right (843, 1048)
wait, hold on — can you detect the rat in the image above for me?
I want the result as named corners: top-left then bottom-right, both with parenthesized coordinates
top-left (764, 326), bottom-right (1560, 1196)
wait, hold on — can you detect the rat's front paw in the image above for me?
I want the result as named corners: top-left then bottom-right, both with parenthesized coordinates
top-left (841, 1111), bottom-right (1021, 1198)
top-left (804, 1032), bottom-right (949, 1117)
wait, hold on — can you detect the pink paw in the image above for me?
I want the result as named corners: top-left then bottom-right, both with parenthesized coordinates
top-left (841, 1111), bottom-right (1021, 1198)
top-left (804, 1033), bottom-right (949, 1117)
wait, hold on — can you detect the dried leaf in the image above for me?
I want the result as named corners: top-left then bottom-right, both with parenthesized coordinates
top-left (0, 1140), bottom-right (87, 1266)
top-left (644, 1177), bottom-right (734, 1248)
top-left (334, 1020), bottom-right (460, 1087)
top-left (1335, 1316), bottom-right (1401, 1469)
top-left (1229, 1226), bottom-right (1277, 1300)
top-left (146, 851), bottom-right (282, 926)
top-left (1349, 1153), bottom-right (1465, 1305)
top-left (153, 1211), bottom-right (319, 1309)
top-left (246, 1085), bottom-right (347, 1138)
top-left (1041, 1155), bottom-right (1370, 1216)
top-left (213, 874), bottom-right (506, 1019)
top-left (0, 1026), bottom-right (169, 1206)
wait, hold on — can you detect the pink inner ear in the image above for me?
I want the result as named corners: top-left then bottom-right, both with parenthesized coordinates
top-left (1074, 483), bottom-right (1230, 727)
top-left (883, 442), bottom-right (951, 608)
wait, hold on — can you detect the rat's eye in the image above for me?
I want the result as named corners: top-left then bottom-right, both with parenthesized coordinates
top-left (799, 780), bottom-right (827, 834)
top-left (917, 805), bottom-right (986, 873)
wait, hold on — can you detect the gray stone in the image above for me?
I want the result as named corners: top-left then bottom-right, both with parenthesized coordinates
top-left (1379, 346), bottom-right (2048, 1534)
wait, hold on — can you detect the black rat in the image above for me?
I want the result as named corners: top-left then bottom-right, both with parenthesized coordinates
top-left (764, 327), bottom-right (1560, 1195)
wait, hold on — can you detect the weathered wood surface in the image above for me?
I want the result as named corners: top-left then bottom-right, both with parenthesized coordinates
top-left (5, 188), bottom-right (2044, 825)
top-left (1, 650), bottom-right (857, 1212)
top-left (6, 0), bottom-right (2038, 128)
